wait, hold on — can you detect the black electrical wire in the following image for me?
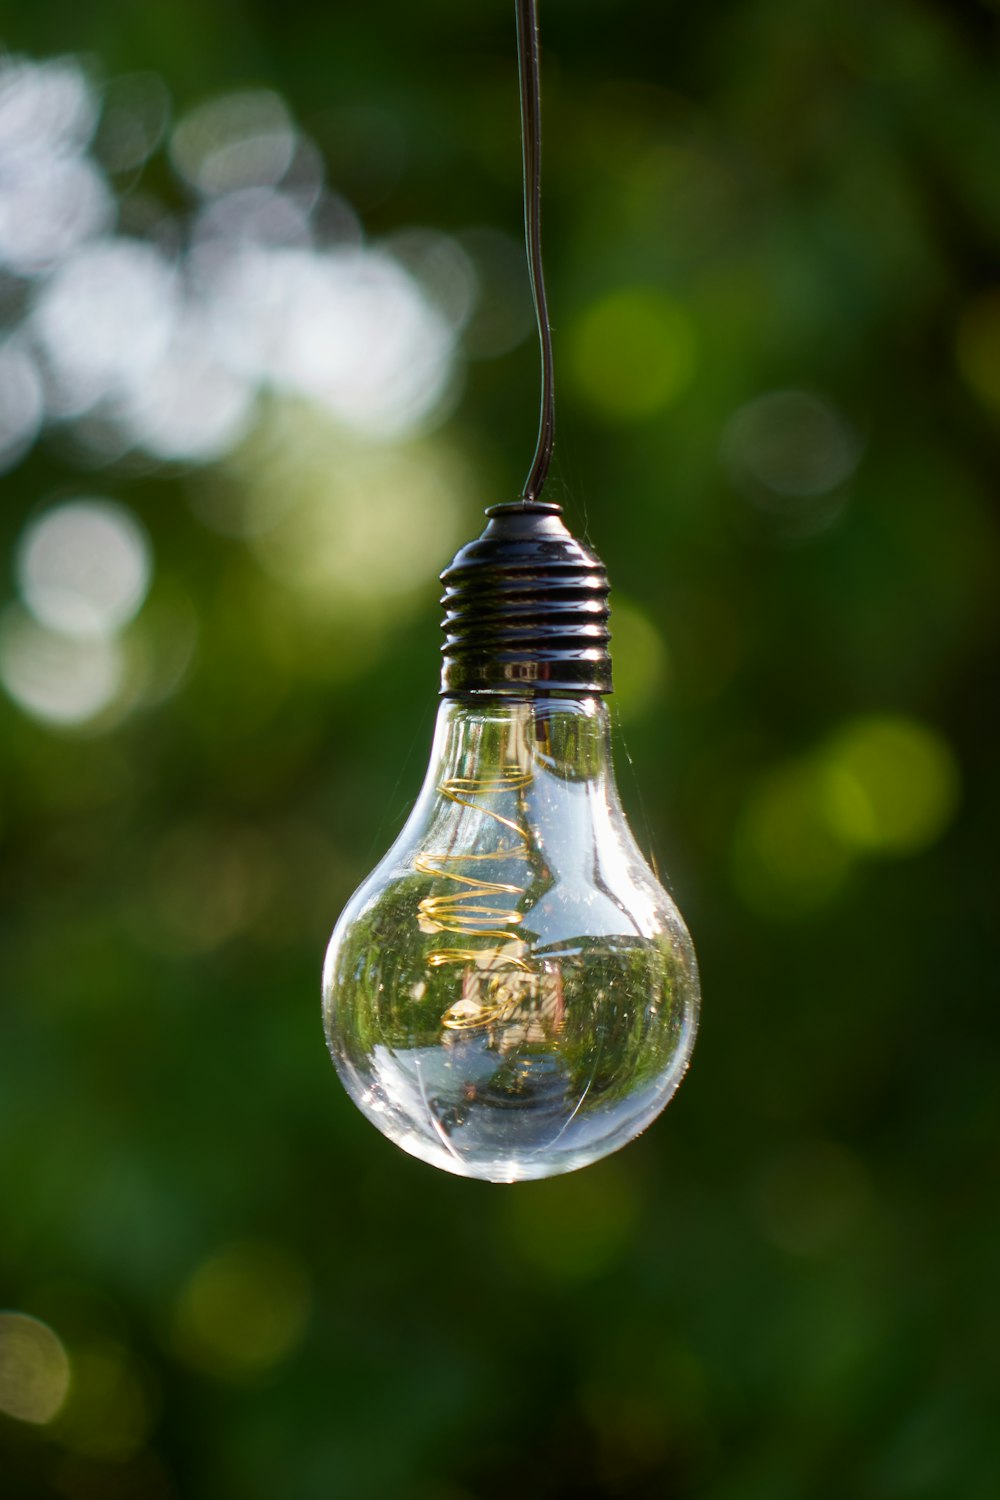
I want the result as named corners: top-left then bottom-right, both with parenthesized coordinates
top-left (516, 0), bottom-right (555, 505)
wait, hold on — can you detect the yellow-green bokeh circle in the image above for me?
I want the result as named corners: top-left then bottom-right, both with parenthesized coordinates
top-left (821, 715), bottom-right (960, 856)
top-left (572, 288), bottom-right (698, 421)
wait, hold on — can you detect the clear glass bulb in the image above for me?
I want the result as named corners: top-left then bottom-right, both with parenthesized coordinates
top-left (323, 696), bottom-right (699, 1181)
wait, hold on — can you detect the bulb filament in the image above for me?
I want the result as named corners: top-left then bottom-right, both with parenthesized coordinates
top-left (415, 768), bottom-right (569, 1036)
top-left (414, 765), bottom-right (566, 1042)
top-left (414, 769), bottom-right (533, 974)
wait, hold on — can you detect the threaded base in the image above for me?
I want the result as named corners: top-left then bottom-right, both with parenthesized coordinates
top-left (440, 502), bottom-right (612, 696)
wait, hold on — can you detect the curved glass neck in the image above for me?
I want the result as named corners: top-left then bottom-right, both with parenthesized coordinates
top-left (426, 696), bottom-right (613, 791)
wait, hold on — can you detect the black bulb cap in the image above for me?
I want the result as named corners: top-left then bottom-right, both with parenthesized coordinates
top-left (440, 501), bottom-right (613, 696)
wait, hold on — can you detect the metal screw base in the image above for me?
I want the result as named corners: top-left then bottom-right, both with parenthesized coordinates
top-left (440, 504), bottom-right (612, 696)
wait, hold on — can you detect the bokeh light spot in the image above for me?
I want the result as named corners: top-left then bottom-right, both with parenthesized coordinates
top-left (0, 57), bottom-right (110, 276)
top-left (54, 1340), bottom-right (152, 1460)
top-left (170, 90), bottom-right (297, 197)
top-left (386, 228), bottom-right (478, 333)
top-left (0, 1312), bottom-right (71, 1425)
top-left (254, 447), bottom-right (465, 603)
top-left (0, 56), bottom-right (97, 160)
top-left (17, 499), bottom-right (152, 638)
top-left (821, 715), bottom-right (960, 856)
top-left (722, 389), bottom-right (861, 501)
top-left (94, 71), bottom-right (171, 175)
top-left (458, 227), bottom-right (535, 359)
top-left (32, 238), bottom-right (179, 416)
top-left (0, 156), bottom-right (112, 276)
top-left (0, 607), bottom-right (124, 727)
top-left (172, 1242), bottom-right (311, 1382)
top-left (117, 308), bottom-right (256, 463)
top-left (956, 289), bottom-right (1000, 413)
top-left (572, 288), bottom-right (697, 420)
top-left (0, 340), bottom-right (45, 474)
top-left (128, 589), bottom-right (199, 709)
top-left (192, 184), bottom-right (314, 252)
top-left (220, 409), bottom-right (471, 617)
top-left (609, 598), bottom-right (671, 721)
top-left (199, 244), bottom-right (457, 438)
top-left (0, 59), bottom-right (461, 471)
top-left (731, 761), bottom-right (853, 918)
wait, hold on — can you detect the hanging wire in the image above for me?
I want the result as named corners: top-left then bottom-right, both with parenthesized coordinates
top-left (516, 0), bottom-right (556, 504)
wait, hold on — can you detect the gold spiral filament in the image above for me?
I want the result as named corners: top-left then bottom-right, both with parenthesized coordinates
top-left (414, 768), bottom-right (532, 969)
top-left (413, 766), bottom-right (565, 1038)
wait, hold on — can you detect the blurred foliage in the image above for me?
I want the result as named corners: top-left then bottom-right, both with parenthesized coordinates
top-left (1, 0), bottom-right (998, 1497)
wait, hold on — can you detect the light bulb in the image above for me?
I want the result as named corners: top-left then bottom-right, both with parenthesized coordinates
top-left (322, 503), bottom-right (699, 1181)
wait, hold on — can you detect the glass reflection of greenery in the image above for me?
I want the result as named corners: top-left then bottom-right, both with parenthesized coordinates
top-left (323, 698), bottom-right (699, 1181)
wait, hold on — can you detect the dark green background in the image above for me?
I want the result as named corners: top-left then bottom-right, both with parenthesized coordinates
top-left (1, 1), bottom-right (998, 1496)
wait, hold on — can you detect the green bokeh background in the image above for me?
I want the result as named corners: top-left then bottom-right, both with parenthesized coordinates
top-left (1, 1), bottom-right (998, 1496)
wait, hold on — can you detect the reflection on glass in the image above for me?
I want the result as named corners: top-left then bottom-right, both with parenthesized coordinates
top-left (324, 698), bottom-right (699, 1182)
